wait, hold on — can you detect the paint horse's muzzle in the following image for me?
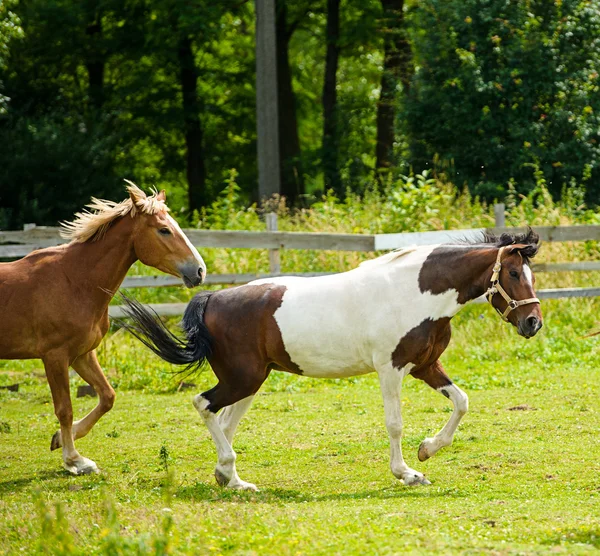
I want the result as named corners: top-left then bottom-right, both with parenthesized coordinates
top-left (179, 260), bottom-right (207, 288)
top-left (518, 314), bottom-right (543, 339)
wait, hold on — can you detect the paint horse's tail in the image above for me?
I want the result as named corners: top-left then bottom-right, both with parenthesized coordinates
top-left (117, 292), bottom-right (213, 372)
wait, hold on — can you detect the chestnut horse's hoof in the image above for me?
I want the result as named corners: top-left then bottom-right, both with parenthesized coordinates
top-left (50, 431), bottom-right (61, 451)
top-left (64, 457), bottom-right (99, 476)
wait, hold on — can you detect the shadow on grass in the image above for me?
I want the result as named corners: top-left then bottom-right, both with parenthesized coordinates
top-left (542, 526), bottom-right (600, 549)
top-left (176, 482), bottom-right (466, 504)
top-left (0, 468), bottom-right (106, 495)
top-left (0, 470), bottom-right (67, 494)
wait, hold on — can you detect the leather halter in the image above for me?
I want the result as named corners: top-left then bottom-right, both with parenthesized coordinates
top-left (485, 246), bottom-right (540, 322)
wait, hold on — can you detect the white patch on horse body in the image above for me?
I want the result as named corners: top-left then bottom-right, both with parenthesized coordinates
top-left (167, 214), bottom-right (206, 267)
top-left (251, 246), bottom-right (463, 378)
top-left (523, 263), bottom-right (533, 286)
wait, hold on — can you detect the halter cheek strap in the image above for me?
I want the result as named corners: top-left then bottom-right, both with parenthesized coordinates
top-left (485, 246), bottom-right (540, 322)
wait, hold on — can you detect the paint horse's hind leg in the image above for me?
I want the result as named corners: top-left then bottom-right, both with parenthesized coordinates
top-left (43, 351), bottom-right (99, 475)
top-left (50, 350), bottom-right (116, 451)
top-left (193, 385), bottom-right (258, 491)
top-left (412, 361), bottom-right (469, 462)
top-left (218, 395), bottom-right (255, 444)
top-left (377, 363), bottom-right (430, 486)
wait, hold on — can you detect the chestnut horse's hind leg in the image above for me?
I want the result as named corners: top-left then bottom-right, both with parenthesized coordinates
top-left (43, 352), bottom-right (99, 475)
top-left (50, 350), bottom-right (115, 452)
top-left (413, 361), bottom-right (469, 462)
top-left (377, 363), bottom-right (430, 486)
top-left (193, 385), bottom-right (258, 491)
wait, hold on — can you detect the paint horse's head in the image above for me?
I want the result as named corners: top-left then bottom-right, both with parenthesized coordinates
top-left (61, 182), bottom-right (207, 287)
top-left (484, 229), bottom-right (542, 338)
top-left (126, 184), bottom-right (206, 287)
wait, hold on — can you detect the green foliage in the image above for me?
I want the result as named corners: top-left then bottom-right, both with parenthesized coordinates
top-left (405, 0), bottom-right (600, 200)
top-left (2, 0), bottom-right (600, 225)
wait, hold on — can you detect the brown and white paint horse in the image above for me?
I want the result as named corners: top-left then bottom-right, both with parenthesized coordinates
top-left (120, 230), bottom-right (542, 490)
top-left (0, 184), bottom-right (206, 475)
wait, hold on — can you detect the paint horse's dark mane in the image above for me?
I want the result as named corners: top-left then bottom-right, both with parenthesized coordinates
top-left (460, 227), bottom-right (540, 262)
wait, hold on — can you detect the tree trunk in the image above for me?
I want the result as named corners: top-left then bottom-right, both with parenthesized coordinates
top-left (322, 0), bottom-right (341, 196)
top-left (85, 19), bottom-right (104, 110)
top-left (275, 0), bottom-right (304, 204)
top-left (178, 36), bottom-right (207, 213)
top-left (375, 0), bottom-right (411, 172)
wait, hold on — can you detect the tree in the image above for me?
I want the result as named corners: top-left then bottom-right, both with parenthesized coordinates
top-left (375, 0), bottom-right (411, 173)
top-left (322, 0), bottom-right (341, 194)
top-left (404, 0), bottom-right (600, 199)
top-left (275, 0), bottom-right (309, 203)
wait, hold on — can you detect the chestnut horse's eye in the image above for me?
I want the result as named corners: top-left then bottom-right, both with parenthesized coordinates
top-left (158, 227), bottom-right (172, 236)
top-left (509, 270), bottom-right (519, 279)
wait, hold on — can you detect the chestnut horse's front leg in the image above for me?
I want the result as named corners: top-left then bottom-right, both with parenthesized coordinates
top-left (377, 363), bottom-right (430, 486)
top-left (43, 351), bottom-right (99, 475)
top-left (50, 349), bottom-right (115, 451)
top-left (412, 360), bottom-right (469, 462)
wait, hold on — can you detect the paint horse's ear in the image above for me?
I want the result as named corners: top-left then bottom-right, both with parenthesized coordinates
top-left (124, 180), bottom-right (147, 205)
top-left (505, 243), bottom-right (539, 260)
top-left (156, 189), bottom-right (167, 202)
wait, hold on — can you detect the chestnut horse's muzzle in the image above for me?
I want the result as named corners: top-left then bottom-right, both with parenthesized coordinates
top-left (180, 261), bottom-right (207, 288)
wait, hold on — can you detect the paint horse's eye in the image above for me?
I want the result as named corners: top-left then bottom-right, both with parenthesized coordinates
top-left (158, 227), bottom-right (172, 236)
top-left (509, 270), bottom-right (519, 279)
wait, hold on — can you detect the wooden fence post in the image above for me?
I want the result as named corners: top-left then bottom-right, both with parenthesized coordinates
top-left (266, 212), bottom-right (281, 274)
top-left (494, 203), bottom-right (505, 228)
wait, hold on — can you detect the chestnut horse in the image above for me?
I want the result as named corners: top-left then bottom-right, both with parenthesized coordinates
top-left (120, 230), bottom-right (542, 490)
top-left (0, 183), bottom-right (206, 475)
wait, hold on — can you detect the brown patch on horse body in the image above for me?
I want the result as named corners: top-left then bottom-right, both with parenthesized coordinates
top-left (392, 318), bottom-right (454, 389)
top-left (419, 247), bottom-right (494, 304)
top-left (199, 283), bottom-right (304, 413)
top-left (392, 317), bottom-right (452, 374)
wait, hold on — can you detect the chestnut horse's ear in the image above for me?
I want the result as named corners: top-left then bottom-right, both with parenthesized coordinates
top-left (156, 189), bottom-right (167, 202)
top-left (124, 180), bottom-right (147, 204)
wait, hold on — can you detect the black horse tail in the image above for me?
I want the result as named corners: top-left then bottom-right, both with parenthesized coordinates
top-left (116, 292), bottom-right (213, 373)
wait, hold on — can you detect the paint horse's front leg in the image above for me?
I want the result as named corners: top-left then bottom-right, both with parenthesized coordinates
top-left (377, 363), bottom-right (430, 486)
top-left (412, 361), bottom-right (469, 462)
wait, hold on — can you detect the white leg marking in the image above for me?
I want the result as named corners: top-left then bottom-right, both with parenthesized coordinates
top-left (193, 394), bottom-right (257, 491)
top-left (217, 395), bottom-right (255, 445)
top-left (378, 364), bottom-right (430, 486)
top-left (418, 384), bottom-right (469, 461)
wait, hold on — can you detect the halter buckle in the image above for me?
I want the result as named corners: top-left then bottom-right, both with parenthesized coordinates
top-left (508, 300), bottom-right (518, 310)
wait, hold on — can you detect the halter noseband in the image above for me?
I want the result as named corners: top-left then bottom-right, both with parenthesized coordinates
top-left (485, 246), bottom-right (540, 322)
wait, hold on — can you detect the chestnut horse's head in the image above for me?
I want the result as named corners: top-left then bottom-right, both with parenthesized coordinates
top-left (126, 184), bottom-right (206, 287)
top-left (61, 182), bottom-right (206, 288)
top-left (485, 229), bottom-right (542, 338)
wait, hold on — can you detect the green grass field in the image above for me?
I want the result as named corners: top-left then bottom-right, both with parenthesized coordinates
top-left (1, 298), bottom-right (599, 555)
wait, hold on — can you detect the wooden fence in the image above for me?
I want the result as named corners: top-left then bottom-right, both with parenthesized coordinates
top-left (2, 205), bottom-right (600, 316)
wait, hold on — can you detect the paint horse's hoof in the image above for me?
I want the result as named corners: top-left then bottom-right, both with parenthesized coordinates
top-left (214, 469), bottom-right (258, 491)
top-left (50, 431), bottom-right (61, 451)
top-left (229, 479), bottom-right (259, 492)
top-left (418, 439), bottom-right (433, 462)
top-left (63, 457), bottom-right (99, 476)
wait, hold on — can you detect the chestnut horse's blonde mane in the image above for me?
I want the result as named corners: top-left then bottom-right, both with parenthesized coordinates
top-left (60, 181), bottom-right (169, 243)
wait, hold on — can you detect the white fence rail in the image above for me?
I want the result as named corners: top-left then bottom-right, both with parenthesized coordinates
top-left (3, 205), bottom-right (600, 316)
